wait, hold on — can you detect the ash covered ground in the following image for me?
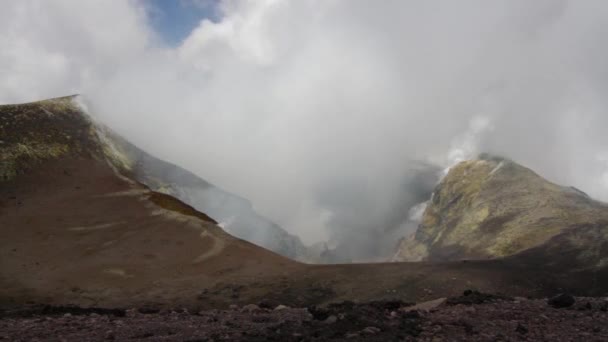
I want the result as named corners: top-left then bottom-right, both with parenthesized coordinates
top-left (1, 292), bottom-right (607, 341)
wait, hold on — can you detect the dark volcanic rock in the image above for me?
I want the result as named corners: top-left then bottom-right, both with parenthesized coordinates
top-left (548, 293), bottom-right (576, 308)
top-left (2, 297), bottom-right (608, 341)
top-left (0, 305), bottom-right (125, 318)
top-left (446, 290), bottom-right (512, 306)
top-left (515, 323), bottom-right (528, 334)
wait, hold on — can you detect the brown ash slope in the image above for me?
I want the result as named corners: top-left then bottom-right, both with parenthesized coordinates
top-left (1, 96), bottom-right (608, 311)
top-left (0, 96), bottom-right (300, 308)
top-left (75, 105), bottom-right (312, 262)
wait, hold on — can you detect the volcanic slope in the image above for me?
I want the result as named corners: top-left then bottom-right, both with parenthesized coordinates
top-left (1, 97), bottom-right (607, 310)
top-left (85, 112), bottom-right (311, 262)
top-left (0, 96), bottom-right (306, 308)
top-left (394, 155), bottom-right (608, 264)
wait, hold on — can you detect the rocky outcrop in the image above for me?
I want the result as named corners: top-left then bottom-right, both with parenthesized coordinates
top-left (394, 154), bottom-right (608, 262)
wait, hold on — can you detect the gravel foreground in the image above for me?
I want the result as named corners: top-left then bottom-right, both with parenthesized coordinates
top-left (1, 292), bottom-right (607, 341)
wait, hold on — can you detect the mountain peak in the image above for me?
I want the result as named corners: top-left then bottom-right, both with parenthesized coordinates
top-left (394, 156), bottom-right (608, 262)
top-left (0, 96), bottom-right (96, 181)
top-left (0, 96), bottom-right (313, 261)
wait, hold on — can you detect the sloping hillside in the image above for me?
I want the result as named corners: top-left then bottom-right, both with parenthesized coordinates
top-left (394, 155), bottom-right (608, 262)
top-left (92, 119), bottom-right (312, 261)
top-left (0, 96), bottom-right (301, 308)
top-left (2, 97), bottom-right (607, 311)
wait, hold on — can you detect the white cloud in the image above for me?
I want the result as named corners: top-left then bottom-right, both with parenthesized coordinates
top-left (2, 0), bottom-right (608, 255)
top-left (0, 0), bottom-right (152, 102)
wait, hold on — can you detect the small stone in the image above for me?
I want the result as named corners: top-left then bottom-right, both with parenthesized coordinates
top-left (458, 319), bottom-right (476, 334)
top-left (548, 293), bottom-right (575, 308)
top-left (63, 313), bottom-right (72, 317)
top-left (403, 298), bottom-right (447, 312)
top-left (515, 323), bottom-right (528, 334)
top-left (241, 304), bottom-right (260, 313)
top-left (274, 305), bottom-right (289, 311)
top-left (323, 315), bottom-right (337, 324)
top-left (362, 326), bottom-right (381, 334)
top-left (229, 304), bottom-right (239, 310)
top-left (104, 331), bottom-right (115, 340)
top-left (125, 308), bottom-right (138, 317)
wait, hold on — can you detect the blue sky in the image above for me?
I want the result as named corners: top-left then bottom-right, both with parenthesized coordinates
top-left (146, 0), bottom-right (220, 46)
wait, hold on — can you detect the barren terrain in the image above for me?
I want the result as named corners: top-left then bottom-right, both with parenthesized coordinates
top-left (2, 98), bottom-right (608, 341)
top-left (1, 292), bottom-right (606, 341)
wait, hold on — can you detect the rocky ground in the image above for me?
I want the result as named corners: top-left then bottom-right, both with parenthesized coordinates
top-left (1, 292), bottom-right (607, 341)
